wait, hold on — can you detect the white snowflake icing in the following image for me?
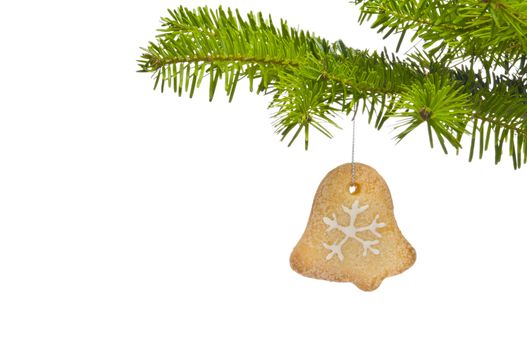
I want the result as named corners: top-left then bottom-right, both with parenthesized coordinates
top-left (322, 199), bottom-right (386, 261)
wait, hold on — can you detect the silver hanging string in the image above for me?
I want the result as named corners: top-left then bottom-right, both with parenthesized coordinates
top-left (351, 115), bottom-right (357, 188)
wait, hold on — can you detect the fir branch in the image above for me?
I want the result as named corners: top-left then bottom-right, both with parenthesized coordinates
top-left (355, 0), bottom-right (527, 71)
top-left (387, 74), bottom-right (471, 153)
top-left (138, 5), bottom-right (527, 168)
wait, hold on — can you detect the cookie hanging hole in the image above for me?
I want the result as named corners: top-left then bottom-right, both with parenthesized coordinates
top-left (349, 184), bottom-right (360, 194)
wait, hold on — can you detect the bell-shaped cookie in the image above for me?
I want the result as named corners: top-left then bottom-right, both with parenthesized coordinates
top-left (290, 163), bottom-right (416, 291)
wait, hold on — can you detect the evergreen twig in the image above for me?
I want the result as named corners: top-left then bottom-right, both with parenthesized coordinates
top-left (138, 4), bottom-right (527, 168)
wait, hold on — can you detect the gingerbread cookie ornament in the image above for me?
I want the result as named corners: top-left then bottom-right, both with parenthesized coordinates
top-left (290, 163), bottom-right (416, 291)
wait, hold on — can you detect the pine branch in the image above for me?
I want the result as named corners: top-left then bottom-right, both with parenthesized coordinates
top-left (355, 0), bottom-right (527, 72)
top-left (138, 5), bottom-right (527, 168)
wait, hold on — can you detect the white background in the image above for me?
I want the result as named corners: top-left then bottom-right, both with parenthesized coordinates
top-left (1, 0), bottom-right (526, 349)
